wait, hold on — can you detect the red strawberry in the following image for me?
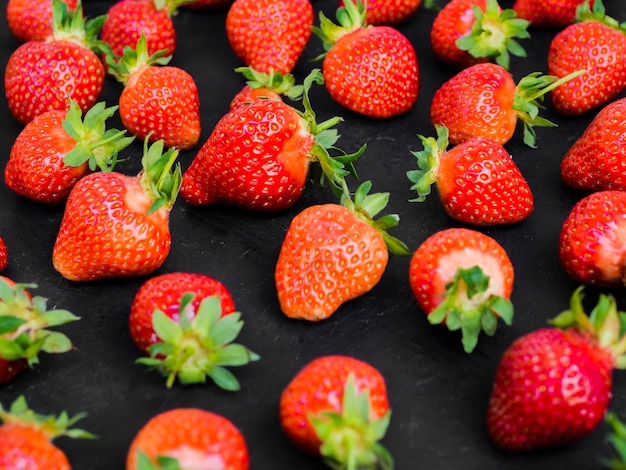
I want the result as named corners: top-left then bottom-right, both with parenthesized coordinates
top-left (6, 0), bottom-right (78, 42)
top-left (558, 190), bottom-right (626, 287)
top-left (181, 70), bottom-right (363, 211)
top-left (409, 227), bottom-right (514, 353)
top-left (52, 139), bottom-right (181, 282)
top-left (430, 0), bottom-right (530, 70)
top-left (0, 277), bottom-right (79, 384)
top-left (275, 181), bottom-right (409, 321)
top-left (430, 62), bottom-right (582, 147)
top-left (4, 99), bottom-right (133, 205)
top-left (127, 408), bottom-right (249, 470)
top-left (313, 0), bottom-right (419, 118)
top-left (279, 355), bottom-right (392, 467)
top-left (338, 0), bottom-right (421, 25)
top-left (0, 238), bottom-right (7, 273)
top-left (130, 272), bottom-right (258, 390)
top-left (487, 286), bottom-right (626, 451)
top-left (561, 97), bottom-right (626, 191)
top-left (107, 35), bottom-right (201, 150)
top-left (407, 125), bottom-right (534, 225)
top-left (513, 0), bottom-right (595, 28)
top-left (225, 0), bottom-right (313, 75)
top-left (4, 0), bottom-right (108, 125)
top-left (0, 396), bottom-right (94, 469)
top-left (230, 66), bottom-right (304, 111)
top-left (548, 0), bottom-right (626, 116)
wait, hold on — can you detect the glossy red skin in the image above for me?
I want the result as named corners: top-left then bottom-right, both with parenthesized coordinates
top-left (548, 21), bottom-right (626, 116)
top-left (323, 25), bottom-right (419, 118)
top-left (5, 110), bottom-right (88, 204)
top-left (226, 0), bottom-right (314, 74)
top-left (6, 0), bottom-right (78, 42)
top-left (0, 358), bottom-right (27, 384)
top-left (487, 327), bottom-right (614, 451)
top-left (430, 63), bottom-right (518, 146)
top-left (127, 408), bottom-right (249, 470)
top-left (101, 0), bottom-right (177, 58)
top-left (338, 0), bottom-right (421, 25)
top-left (129, 272), bottom-right (236, 353)
top-left (120, 65), bottom-right (201, 150)
top-left (5, 40), bottom-right (104, 125)
top-left (0, 425), bottom-right (71, 469)
top-left (52, 172), bottom-right (172, 282)
top-left (559, 190), bottom-right (626, 287)
top-left (279, 355), bottom-right (389, 456)
top-left (0, 238), bottom-right (7, 273)
top-left (180, 99), bottom-right (314, 211)
top-left (513, 0), bottom-right (595, 28)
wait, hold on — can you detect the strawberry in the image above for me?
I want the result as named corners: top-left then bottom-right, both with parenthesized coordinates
top-left (106, 35), bottom-right (201, 150)
top-left (338, 0), bottom-right (421, 25)
top-left (0, 277), bottom-right (79, 384)
top-left (0, 238), bottom-right (7, 273)
top-left (430, 62), bottom-right (583, 147)
top-left (6, 0), bottom-right (78, 42)
top-left (4, 99), bottom-right (134, 205)
top-left (4, 0), bottom-right (109, 125)
top-left (279, 355), bottom-right (392, 467)
top-left (225, 0), bottom-right (314, 75)
top-left (275, 181), bottom-right (409, 321)
top-left (313, 0), bottom-right (419, 118)
top-left (430, 0), bottom-right (530, 70)
top-left (487, 286), bottom-right (626, 451)
top-left (561, 97), bottom-right (626, 191)
top-left (409, 227), bottom-right (514, 353)
top-left (0, 396), bottom-right (94, 469)
top-left (558, 190), bottom-right (626, 288)
top-left (130, 273), bottom-right (258, 390)
top-left (230, 66), bottom-right (304, 111)
top-left (181, 70), bottom-right (363, 211)
top-left (52, 139), bottom-right (181, 282)
top-left (548, 0), bottom-right (626, 116)
top-left (407, 125), bottom-right (534, 225)
top-left (127, 408), bottom-right (249, 470)
top-left (513, 0), bottom-right (595, 28)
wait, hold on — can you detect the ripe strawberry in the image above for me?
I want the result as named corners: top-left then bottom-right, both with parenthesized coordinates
top-left (106, 35), bottom-right (201, 150)
top-left (0, 238), bottom-right (7, 273)
top-left (280, 355), bottom-right (392, 467)
top-left (487, 286), bottom-right (626, 451)
top-left (181, 70), bottom-right (363, 211)
top-left (0, 277), bottom-right (79, 384)
top-left (558, 190), bottom-right (626, 287)
top-left (127, 408), bottom-right (249, 470)
top-left (561, 98), bottom-right (626, 191)
top-left (4, 0), bottom-right (109, 125)
top-left (430, 62), bottom-right (582, 147)
top-left (513, 0), bottom-right (595, 28)
top-left (548, 0), bottom-right (626, 116)
top-left (407, 125), bottom-right (534, 225)
top-left (313, 0), bottom-right (419, 118)
top-left (4, 99), bottom-right (134, 205)
top-left (409, 228), bottom-right (514, 353)
top-left (130, 272), bottom-right (258, 390)
top-left (52, 139), bottom-right (181, 282)
top-left (430, 0), bottom-right (530, 70)
top-left (338, 0), bottom-right (421, 25)
top-left (225, 0), bottom-right (313, 75)
top-left (6, 0), bottom-right (78, 42)
top-left (230, 66), bottom-right (304, 111)
top-left (275, 181), bottom-right (409, 321)
top-left (0, 396), bottom-right (94, 469)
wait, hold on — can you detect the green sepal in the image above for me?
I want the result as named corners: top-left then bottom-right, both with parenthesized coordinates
top-left (51, 0), bottom-right (111, 56)
top-left (603, 412), bottom-right (626, 469)
top-left (138, 139), bottom-right (182, 215)
top-left (0, 316), bottom-right (25, 335)
top-left (455, 0), bottom-right (530, 70)
top-left (234, 66), bottom-right (304, 101)
top-left (407, 124), bottom-right (449, 202)
top-left (136, 450), bottom-right (182, 470)
top-left (427, 265), bottom-right (514, 354)
top-left (106, 34), bottom-right (172, 84)
top-left (576, 0), bottom-right (626, 33)
top-left (309, 373), bottom-right (393, 470)
top-left (312, 0), bottom-right (367, 55)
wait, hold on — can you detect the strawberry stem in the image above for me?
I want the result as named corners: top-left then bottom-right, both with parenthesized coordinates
top-left (138, 139), bottom-right (182, 215)
top-left (312, 0), bottom-right (367, 55)
top-left (235, 66), bottom-right (304, 101)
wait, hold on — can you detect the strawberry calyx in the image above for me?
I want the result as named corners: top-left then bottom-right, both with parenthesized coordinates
top-left (0, 395), bottom-right (95, 442)
top-left (235, 66), bottom-right (304, 102)
top-left (0, 278), bottom-right (79, 366)
top-left (309, 373), bottom-right (393, 470)
top-left (51, 0), bottom-right (110, 55)
top-left (576, 0), bottom-right (626, 34)
top-left (138, 139), bottom-right (182, 215)
top-left (604, 412), bottom-right (626, 469)
top-left (136, 450), bottom-right (182, 470)
top-left (455, 0), bottom-right (530, 70)
top-left (407, 124), bottom-right (448, 202)
top-left (426, 265), bottom-right (514, 353)
top-left (62, 98), bottom-right (135, 172)
top-left (312, 0), bottom-right (367, 55)
top-left (106, 34), bottom-right (172, 84)
top-left (136, 293), bottom-right (260, 390)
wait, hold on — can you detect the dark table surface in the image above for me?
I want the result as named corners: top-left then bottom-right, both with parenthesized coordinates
top-left (2, 0), bottom-right (626, 468)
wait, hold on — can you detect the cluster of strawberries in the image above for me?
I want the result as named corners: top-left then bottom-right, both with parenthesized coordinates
top-left (2, 0), bottom-right (626, 467)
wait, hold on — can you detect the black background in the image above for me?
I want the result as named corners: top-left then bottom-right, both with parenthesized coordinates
top-left (2, 0), bottom-right (626, 468)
